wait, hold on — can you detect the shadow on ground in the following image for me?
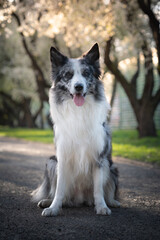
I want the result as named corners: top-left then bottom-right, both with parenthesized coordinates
top-left (0, 137), bottom-right (160, 240)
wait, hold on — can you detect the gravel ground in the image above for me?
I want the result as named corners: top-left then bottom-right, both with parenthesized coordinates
top-left (0, 136), bottom-right (160, 240)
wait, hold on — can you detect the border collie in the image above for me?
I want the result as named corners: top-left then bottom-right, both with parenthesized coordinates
top-left (32, 43), bottom-right (120, 216)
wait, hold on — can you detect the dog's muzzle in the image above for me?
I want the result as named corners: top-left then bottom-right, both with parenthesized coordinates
top-left (71, 83), bottom-right (86, 107)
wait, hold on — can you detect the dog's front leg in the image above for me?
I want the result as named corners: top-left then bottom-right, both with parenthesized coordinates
top-left (93, 164), bottom-right (111, 215)
top-left (42, 160), bottom-right (66, 217)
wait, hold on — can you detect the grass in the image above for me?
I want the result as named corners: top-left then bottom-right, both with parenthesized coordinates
top-left (0, 126), bottom-right (53, 144)
top-left (0, 127), bottom-right (160, 165)
top-left (112, 130), bottom-right (160, 164)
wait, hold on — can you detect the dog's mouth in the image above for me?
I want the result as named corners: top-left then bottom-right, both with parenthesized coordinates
top-left (70, 93), bottom-right (86, 107)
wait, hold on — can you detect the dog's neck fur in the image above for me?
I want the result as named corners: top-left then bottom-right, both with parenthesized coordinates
top-left (49, 87), bottom-right (109, 130)
top-left (49, 87), bottom-right (110, 174)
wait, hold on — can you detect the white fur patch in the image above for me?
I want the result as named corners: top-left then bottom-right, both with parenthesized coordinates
top-left (69, 59), bottom-right (87, 95)
top-left (49, 87), bottom-right (110, 179)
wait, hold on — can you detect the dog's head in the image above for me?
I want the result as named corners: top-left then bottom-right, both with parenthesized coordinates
top-left (50, 43), bottom-right (102, 106)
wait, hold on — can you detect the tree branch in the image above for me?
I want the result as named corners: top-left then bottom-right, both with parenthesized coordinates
top-left (33, 101), bottom-right (43, 121)
top-left (108, 78), bottom-right (117, 122)
top-left (137, 0), bottom-right (160, 75)
top-left (12, 12), bottom-right (49, 101)
top-left (141, 41), bottom-right (154, 102)
top-left (130, 53), bottom-right (140, 97)
top-left (104, 38), bottom-right (140, 114)
top-left (110, 78), bottom-right (117, 108)
top-left (53, 36), bottom-right (60, 51)
top-left (0, 91), bottom-right (21, 108)
top-left (131, 53), bottom-right (140, 86)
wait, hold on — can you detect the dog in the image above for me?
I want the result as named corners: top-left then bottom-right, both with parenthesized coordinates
top-left (32, 43), bottom-right (120, 216)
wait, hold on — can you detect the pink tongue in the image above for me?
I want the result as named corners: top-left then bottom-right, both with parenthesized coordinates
top-left (73, 94), bottom-right (85, 106)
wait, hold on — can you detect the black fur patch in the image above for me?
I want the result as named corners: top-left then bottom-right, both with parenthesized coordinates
top-left (98, 123), bottom-right (112, 167)
top-left (49, 155), bottom-right (57, 162)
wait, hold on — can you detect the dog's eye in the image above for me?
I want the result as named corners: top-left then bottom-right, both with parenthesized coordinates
top-left (64, 71), bottom-right (73, 80)
top-left (82, 69), bottom-right (90, 77)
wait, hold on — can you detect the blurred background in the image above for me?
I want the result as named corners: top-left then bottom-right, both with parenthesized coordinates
top-left (0, 0), bottom-right (159, 163)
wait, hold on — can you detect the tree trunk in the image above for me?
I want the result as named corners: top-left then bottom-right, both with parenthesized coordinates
top-left (19, 98), bottom-right (37, 128)
top-left (108, 78), bottom-right (117, 122)
top-left (104, 39), bottom-right (160, 138)
top-left (137, 113), bottom-right (157, 138)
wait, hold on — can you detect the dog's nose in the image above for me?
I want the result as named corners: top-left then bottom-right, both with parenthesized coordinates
top-left (74, 83), bottom-right (83, 92)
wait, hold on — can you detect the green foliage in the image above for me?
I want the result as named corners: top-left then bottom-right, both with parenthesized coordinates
top-left (0, 127), bottom-right (159, 164)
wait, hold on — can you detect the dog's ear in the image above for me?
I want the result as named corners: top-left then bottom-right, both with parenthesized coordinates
top-left (83, 43), bottom-right (99, 64)
top-left (50, 47), bottom-right (68, 67)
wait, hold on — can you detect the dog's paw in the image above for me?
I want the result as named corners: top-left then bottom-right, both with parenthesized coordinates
top-left (95, 205), bottom-right (111, 215)
top-left (108, 200), bottom-right (120, 208)
top-left (38, 199), bottom-right (52, 209)
top-left (42, 207), bottom-right (60, 217)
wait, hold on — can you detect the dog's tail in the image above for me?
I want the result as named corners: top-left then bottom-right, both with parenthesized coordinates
top-left (31, 156), bottom-right (57, 203)
top-left (110, 164), bottom-right (119, 199)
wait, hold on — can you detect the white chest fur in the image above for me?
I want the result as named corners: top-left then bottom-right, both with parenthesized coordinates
top-left (49, 90), bottom-right (109, 175)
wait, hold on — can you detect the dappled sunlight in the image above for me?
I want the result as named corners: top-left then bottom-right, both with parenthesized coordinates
top-left (0, 0), bottom-right (159, 156)
top-left (0, 1), bottom-right (160, 238)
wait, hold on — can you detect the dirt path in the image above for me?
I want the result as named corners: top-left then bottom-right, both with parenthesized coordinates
top-left (0, 136), bottom-right (160, 240)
